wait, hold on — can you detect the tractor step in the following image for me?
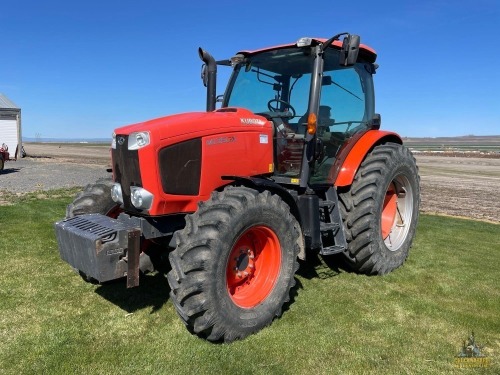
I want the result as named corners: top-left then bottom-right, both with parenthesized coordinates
top-left (319, 200), bottom-right (335, 208)
top-left (319, 245), bottom-right (345, 256)
top-left (317, 187), bottom-right (348, 257)
top-left (320, 222), bottom-right (339, 232)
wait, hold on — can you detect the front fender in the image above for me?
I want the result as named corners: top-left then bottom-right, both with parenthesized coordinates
top-left (332, 130), bottom-right (402, 187)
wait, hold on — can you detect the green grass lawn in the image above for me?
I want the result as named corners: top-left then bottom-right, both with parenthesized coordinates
top-left (0, 190), bottom-right (499, 374)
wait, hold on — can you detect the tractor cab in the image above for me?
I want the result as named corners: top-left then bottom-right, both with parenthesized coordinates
top-left (207, 34), bottom-right (378, 186)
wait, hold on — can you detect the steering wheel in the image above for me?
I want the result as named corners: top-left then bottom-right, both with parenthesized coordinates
top-left (267, 99), bottom-right (296, 118)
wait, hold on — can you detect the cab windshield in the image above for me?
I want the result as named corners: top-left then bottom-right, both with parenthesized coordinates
top-left (224, 46), bottom-right (374, 134)
top-left (224, 46), bottom-right (375, 181)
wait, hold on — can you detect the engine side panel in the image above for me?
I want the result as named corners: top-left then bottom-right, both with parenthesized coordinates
top-left (114, 108), bottom-right (274, 216)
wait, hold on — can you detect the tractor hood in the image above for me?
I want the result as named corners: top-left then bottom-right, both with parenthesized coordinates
top-left (114, 108), bottom-right (271, 141)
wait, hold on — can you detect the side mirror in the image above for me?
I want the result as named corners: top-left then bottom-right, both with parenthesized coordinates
top-left (369, 113), bottom-right (381, 129)
top-left (340, 34), bottom-right (360, 66)
top-left (201, 64), bottom-right (208, 87)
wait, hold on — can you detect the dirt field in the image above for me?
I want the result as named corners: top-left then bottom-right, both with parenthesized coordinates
top-left (22, 142), bottom-right (111, 165)
top-left (3, 142), bottom-right (500, 223)
top-left (416, 154), bottom-right (500, 223)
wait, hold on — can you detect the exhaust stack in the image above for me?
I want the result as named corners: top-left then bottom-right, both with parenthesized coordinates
top-left (198, 48), bottom-right (217, 112)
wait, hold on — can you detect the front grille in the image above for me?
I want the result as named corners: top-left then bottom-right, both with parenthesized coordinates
top-left (159, 138), bottom-right (201, 195)
top-left (112, 135), bottom-right (142, 213)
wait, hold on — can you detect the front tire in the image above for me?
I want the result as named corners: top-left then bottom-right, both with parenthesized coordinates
top-left (339, 143), bottom-right (420, 275)
top-left (167, 186), bottom-right (300, 342)
top-left (66, 178), bottom-right (120, 218)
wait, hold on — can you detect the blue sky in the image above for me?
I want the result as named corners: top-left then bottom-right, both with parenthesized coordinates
top-left (1, 0), bottom-right (499, 139)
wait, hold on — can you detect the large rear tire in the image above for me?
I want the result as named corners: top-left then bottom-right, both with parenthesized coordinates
top-left (167, 186), bottom-right (300, 342)
top-left (338, 143), bottom-right (420, 275)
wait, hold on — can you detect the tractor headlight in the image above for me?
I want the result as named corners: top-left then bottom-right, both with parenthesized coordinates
top-left (130, 187), bottom-right (154, 210)
top-left (111, 132), bottom-right (117, 149)
top-left (128, 131), bottom-right (150, 150)
top-left (111, 183), bottom-right (123, 204)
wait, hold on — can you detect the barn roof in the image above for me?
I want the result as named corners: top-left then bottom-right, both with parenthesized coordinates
top-left (0, 93), bottom-right (20, 110)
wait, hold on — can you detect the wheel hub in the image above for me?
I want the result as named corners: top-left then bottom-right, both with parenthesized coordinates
top-left (231, 248), bottom-right (255, 279)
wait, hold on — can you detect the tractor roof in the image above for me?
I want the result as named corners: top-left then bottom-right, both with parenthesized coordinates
top-left (237, 38), bottom-right (377, 63)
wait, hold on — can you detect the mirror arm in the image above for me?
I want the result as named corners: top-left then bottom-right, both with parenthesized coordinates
top-left (320, 32), bottom-right (349, 52)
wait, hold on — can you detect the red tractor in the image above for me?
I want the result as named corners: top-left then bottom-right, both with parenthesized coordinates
top-left (55, 32), bottom-right (420, 342)
top-left (0, 143), bottom-right (10, 171)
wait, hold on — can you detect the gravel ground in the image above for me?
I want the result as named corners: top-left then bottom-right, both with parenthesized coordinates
top-left (0, 158), bottom-right (110, 194)
top-left (1, 142), bottom-right (111, 196)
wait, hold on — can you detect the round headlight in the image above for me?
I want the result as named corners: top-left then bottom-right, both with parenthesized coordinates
top-left (130, 187), bottom-right (154, 210)
top-left (131, 189), bottom-right (143, 207)
top-left (128, 131), bottom-right (150, 150)
top-left (111, 183), bottom-right (123, 204)
top-left (136, 133), bottom-right (148, 147)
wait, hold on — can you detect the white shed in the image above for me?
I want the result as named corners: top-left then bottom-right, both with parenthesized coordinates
top-left (0, 93), bottom-right (22, 159)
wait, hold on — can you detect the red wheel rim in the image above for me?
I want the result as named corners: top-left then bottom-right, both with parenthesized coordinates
top-left (226, 226), bottom-right (281, 308)
top-left (381, 182), bottom-right (398, 239)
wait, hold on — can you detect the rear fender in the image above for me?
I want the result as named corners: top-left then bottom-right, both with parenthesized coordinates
top-left (332, 130), bottom-right (402, 187)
